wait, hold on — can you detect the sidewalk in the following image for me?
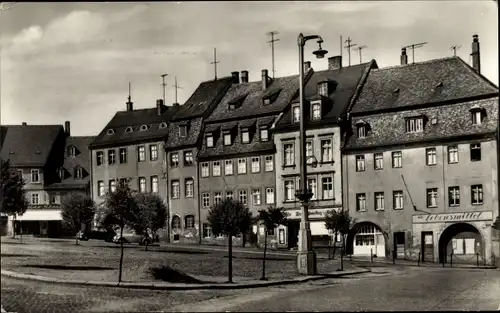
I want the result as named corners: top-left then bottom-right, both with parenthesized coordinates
top-left (349, 256), bottom-right (497, 269)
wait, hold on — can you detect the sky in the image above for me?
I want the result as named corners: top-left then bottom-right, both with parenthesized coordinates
top-left (0, 1), bottom-right (498, 136)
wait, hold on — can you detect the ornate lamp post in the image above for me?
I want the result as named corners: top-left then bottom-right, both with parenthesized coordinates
top-left (296, 33), bottom-right (328, 275)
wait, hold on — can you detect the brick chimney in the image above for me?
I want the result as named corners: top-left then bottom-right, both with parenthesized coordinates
top-left (261, 69), bottom-right (270, 90)
top-left (304, 61), bottom-right (311, 72)
top-left (231, 71), bottom-right (240, 83)
top-left (328, 56), bottom-right (342, 70)
top-left (241, 71), bottom-right (249, 83)
top-left (64, 121), bottom-right (71, 136)
top-left (471, 34), bottom-right (481, 74)
top-left (400, 48), bottom-right (408, 65)
top-left (156, 99), bottom-right (164, 115)
top-left (126, 96), bottom-right (133, 111)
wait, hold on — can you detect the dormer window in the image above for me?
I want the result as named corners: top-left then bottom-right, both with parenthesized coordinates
top-left (312, 103), bottom-right (321, 120)
top-left (260, 128), bottom-right (269, 142)
top-left (74, 167), bottom-right (83, 179)
top-left (318, 82), bottom-right (329, 96)
top-left (159, 122), bottom-right (168, 129)
top-left (106, 129), bottom-right (115, 135)
top-left (139, 125), bottom-right (149, 131)
top-left (67, 145), bottom-right (76, 157)
top-left (262, 89), bottom-right (282, 106)
top-left (355, 120), bottom-right (369, 138)
top-left (292, 105), bottom-right (300, 123)
top-left (206, 133), bottom-right (214, 148)
top-left (58, 168), bottom-right (65, 180)
top-left (228, 104), bottom-right (236, 110)
top-left (405, 116), bottom-right (425, 133)
top-left (179, 125), bottom-right (187, 137)
top-left (125, 127), bottom-right (133, 133)
top-left (228, 94), bottom-right (247, 110)
top-left (470, 105), bottom-right (486, 125)
top-left (224, 132), bottom-right (232, 146)
top-left (241, 129), bottom-right (250, 143)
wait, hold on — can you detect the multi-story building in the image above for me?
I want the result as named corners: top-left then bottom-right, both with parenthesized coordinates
top-left (342, 35), bottom-right (499, 265)
top-left (197, 69), bottom-right (304, 247)
top-left (163, 76), bottom-right (234, 243)
top-left (0, 121), bottom-right (94, 237)
top-left (273, 56), bottom-right (378, 249)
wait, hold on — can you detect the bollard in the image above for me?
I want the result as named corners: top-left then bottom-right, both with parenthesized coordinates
top-left (418, 252), bottom-right (421, 267)
top-left (476, 253), bottom-right (479, 267)
top-left (370, 248), bottom-right (373, 263)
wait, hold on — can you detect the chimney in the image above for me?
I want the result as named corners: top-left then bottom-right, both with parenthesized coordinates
top-left (64, 121), bottom-right (71, 136)
top-left (471, 34), bottom-right (481, 74)
top-left (400, 48), bottom-right (408, 65)
top-left (126, 98), bottom-right (133, 111)
top-left (22, 122), bottom-right (27, 126)
top-left (172, 102), bottom-right (180, 106)
top-left (156, 99), bottom-right (164, 115)
top-left (261, 69), bottom-right (269, 91)
top-left (303, 61), bottom-right (311, 72)
top-left (328, 56), bottom-right (342, 70)
top-left (231, 71), bottom-right (240, 84)
top-left (241, 71), bottom-right (249, 83)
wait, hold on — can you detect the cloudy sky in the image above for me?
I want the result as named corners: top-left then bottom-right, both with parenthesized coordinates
top-left (0, 1), bottom-right (497, 136)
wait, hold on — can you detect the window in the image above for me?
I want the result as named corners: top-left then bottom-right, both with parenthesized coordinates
top-left (375, 192), bottom-right (384, 211)
top-left (171, 180), bottom-right (180, 199)
top-left (471, 185), bottom-right (483, 205)
top-left (31, 169), bottom-right (40, 183)
top-left (448, 186), bottom-right (460, 206)
top-left (322, 177), bottom-right (333, 199)
top-left (201, 162), bottom-right (209, 177)
top-left (306, 141), bottom-right (313, 161)
top-left (252, 189), bottom-right (261, 205)
top-left (203, 223), bottom-right (213, 238)
top-left (67, 146), bottom-right (76, 157)
top-left (139, 177), bottom-right (146, 193)
top-left (212, 161), bottom-right (221, 176)
top-left (472, 111), bottom-right (482, 125)
top-left (109, 180), bottom-right (116, 193)
top-left (405, 117), bottom-right (424, 133)
top-left (150, 145), bottom-right (158, 161)
top-left (356, 193), bottom-right (366, 212)
top-left (108, 149), bottom-right (116, 165)
top-left (185, 215), bottom-right (195, 229)
top-left (224, 133), bottom-right (232, 146)
top-left (284, 143), bottom-right (294, 166)
top-left (206, 135), bottom-right (214, 148)
top-left (392, 151), bottom-right (402, 168)
top-left (138, 146), bottom-right (145, 162)
top-left (185, 179), bottom-right (194, 197)
top-left (251, 157), bottom-right (260, 173)
top-left (119, 148), bottom-right (127, 164)
top-left (470, 143), bottom-right (481, 162)
top-left (50, 193), bottom-right (59, 204)
top-left (374, 153), bottom-right (383, 170)
top-left (125, 126), bottom-right (133, 133)
top-left (285, 180), bottom-right (295, 201)
top-left (266, 188), bottom-right (275, 204)
top-left (239, 190), bottom-right (247, 205)
top-left (96, 151), bottom-right (104, 166)
top-left (58, 168), bottom-right (64, 180)
top-left (267, 227), bottom-right (275, 236)
top-left (307, 178), bottom-right (317, 200)
top-left (214, 192), bottom-right (222, 205)
top-left (238, 158), bottom-right (247, 174)
top-left (265, 155), bottom-right (274, 172)
top-left (260, 128), bottom-right (269, 142)
top-left (202, 193), bottom-right (210, 208)
top-left (448, 146), bottom-right (458, 164)
top-left (356, 155), bottom-right (365, 172)
top-left (393, 190), bottom-right (404, 210)
top-left (170, 153), bottom-right (179, 167)
top-left (318, 82), bottom-right (328, 96)
top-left (98, 181), bottom-right (105, 197)
top-left (426, 188), bottom-right (438, 208)
top-left (31, 193), bottom-right (39, 205)
top-left (140, 125), bottom-right (149, 131)
top-left (357, 126), bottom-right (366, 138)
top-left (151, 176), bottom-right (158, 193)
top-left (172, 216), bottom-right (181, 230)
top-left (184, 151), bottom-right (193, 166)
top-left (75, 167), bottom-right (83, 179)
top-left (312, 103), bottom-right (321, 120)
top-left (292, 106), bottom-right (300, 123)
top-left (159, 122), bottom-right (167, 129)
top-left (225, 160), bottom-right (233, 175)
top-left (242, 130), bottom-right (250, 143)
top-left (321, 139), bottom-right (332, 162)
top-left (426, 148), bottom-right (437, 166)
top-left (226, 191), bottom-right (233, 200)
top-left (179, 125), bottom-right (187, 137)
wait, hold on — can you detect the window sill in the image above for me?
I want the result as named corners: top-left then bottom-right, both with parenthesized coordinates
top-left (427, 206), bottom-right (438, 209)
top-left (471, 160), bottom-right (481, 162)
top-left (449, 204), bottom-right (460, 207)
top-left (375, 209), bottom-right (385, 212)
top-left (356, 169), bottom-right (365, 172)
top-left (237, 172), bottom-right (247, 175)
top-left (374, 168), bottom-right (383, 170)
top-left (393, 208), bottom-right (403, 210)
top-left (282, 165), bottom-right (296, 170)
top-left (320, 161), bottom-right (334, 165)
top-left (356, 210), bottom-right (367, 213)
top-left (426, 164), bottom-right (437, 166)
top-left (392, 166), bottom-right (402, 169)
top-left (472, 203), bottom-right (483, 206)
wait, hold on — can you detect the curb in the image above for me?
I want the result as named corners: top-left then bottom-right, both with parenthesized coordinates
top-left (0, 268), bottom-right (370, 290)
top-left (350, 260), bottom-right (497, 270)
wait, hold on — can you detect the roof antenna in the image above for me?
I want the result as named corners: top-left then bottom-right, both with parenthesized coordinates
top-left (173, 76), bottom-right (183, 104)
top-left (126, 82), bottom-right (133, 111)
top-left (161, 74), bottom-right (168, 104)
top-left (128, 82), bottom-right (131, 103)
top-left (403, 42), bottom-right (428, 64)
top-left (354, 45), bottom-right (368, 64)
top-left (267, 31), bottom-right (280, 79)
top-left (210, 48), bottom-right (220, 80)
top-left (344, 37), bottom-right (357, 66)
top-left (450, 45), bottom-right (461, 57)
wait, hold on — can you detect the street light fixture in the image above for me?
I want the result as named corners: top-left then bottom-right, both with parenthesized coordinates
top-left (296, 33), bottom-right (328, 275)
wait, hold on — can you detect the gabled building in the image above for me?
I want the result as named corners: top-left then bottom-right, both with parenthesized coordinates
top-left (273, 57), bottom-right (377, 249)
top-left (197, 69), bottom-right (308, 247)
top-left (163, 76), bottom-right (235, 243)
top-left (342, 35), bottom-right (499, 265)
top-left (0, 121), bottom-right (94, 237)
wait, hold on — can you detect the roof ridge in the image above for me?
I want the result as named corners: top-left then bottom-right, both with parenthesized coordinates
top-left (373, 56), bottom-right (459, 72)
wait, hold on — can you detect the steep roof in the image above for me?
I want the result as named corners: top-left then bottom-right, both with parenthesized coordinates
top-left (350, 56), bottom-right (499, 114)
top-left (0, 125), bottom-right (63, 167)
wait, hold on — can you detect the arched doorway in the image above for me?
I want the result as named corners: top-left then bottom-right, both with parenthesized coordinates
top-left (171, 215), bottom-right (181, 241)
top-left (438, 223), bottom-right (482, 264)
top-left (346, 222), bottom-right (386, 257)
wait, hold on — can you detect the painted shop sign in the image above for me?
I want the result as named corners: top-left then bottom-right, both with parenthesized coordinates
top-left (412, 211), bottom-right (493, 224)
top-left (288, 208), bottom-right (334, 219)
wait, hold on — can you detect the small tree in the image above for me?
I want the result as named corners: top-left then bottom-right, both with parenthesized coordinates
top-left (258, 206), bottom-right (288, 280)
top-left (132, 192), bottom-right (167, 251)
top-left (207, 198), bottom-right (252, 283)
top-left (61, 192), bottom-right (96, 245)
top-left (324, 209), bottom-right (355, 270)
top-left (0, 158), bottom-right (28, 239)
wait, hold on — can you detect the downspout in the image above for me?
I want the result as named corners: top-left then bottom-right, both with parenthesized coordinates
top-left (197, 155), bottom-right (202, 244)
top-left (90, 149), bottom-right (95, 230)
top-left (164, 143), bottom-right (171, 244)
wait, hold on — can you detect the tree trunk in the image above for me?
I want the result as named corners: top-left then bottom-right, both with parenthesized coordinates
top-left (76, 233), bottom-right (79, 245)
top-left (242, 232), bottom-right (246, 248)
top-left (332, 231), bottom-right (338, 260)
top-left (340, 233), bottom-right (345, 271)
top-left (118, 225), bottom-right (124, 283)
top-left (12, 215), bottom-right (16, 239)
top-left (261, 231), bottom-right (268, 280)
top-left (20, 220), bottom-right (23, 243)
top-left (228, 234), bottom-right (233, 283)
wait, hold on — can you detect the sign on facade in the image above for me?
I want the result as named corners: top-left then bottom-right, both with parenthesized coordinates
top-left (289, 208), bottom-right (333, 219)
top-left (412, 211), bottom-right (493, 224)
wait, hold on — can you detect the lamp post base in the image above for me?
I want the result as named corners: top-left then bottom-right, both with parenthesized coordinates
top-left (297, 250), bottom-right (317, 275)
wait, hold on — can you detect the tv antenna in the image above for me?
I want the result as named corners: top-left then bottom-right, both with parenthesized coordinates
top-left (173, 76), bottom-right (183, 104)
top-left (344, 37), bottom-right (357, 66)
top-left (450, 45), bottom-right (461, 56)
top-left (210, 48), bottom-right (220, 80)
top-left (403, 42), bottom-right (428, 63)
top-left (267, 31), bottom-right (280, 79)
top-left (161, 74), bottom-right (168, 104)
top-left (355, 45), bottom-right (368, 63)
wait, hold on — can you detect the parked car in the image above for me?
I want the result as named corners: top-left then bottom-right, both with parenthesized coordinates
top-left (113, 227), bottom-right (156, 245)
top-left (77, 228), bottom-right (116, 242)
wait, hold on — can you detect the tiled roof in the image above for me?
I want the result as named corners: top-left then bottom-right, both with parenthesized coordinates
top-left (275, 62), bottom-right (375, 131)
top-left (197, 115), bottom-right (278, 159)
top-left (350, 56), bottom-right (499, 114)
top-left (0, 125), bottom-right (64, 167)
top-left (205, 74), bottom-right (301, 123)
top-left (164, 117), bottom-right (203, 150)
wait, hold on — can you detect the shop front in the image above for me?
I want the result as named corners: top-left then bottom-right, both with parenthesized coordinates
top-left (8, 208), bottom-right (66, 238)
top-left (284, 207), bottom-right (337, 249)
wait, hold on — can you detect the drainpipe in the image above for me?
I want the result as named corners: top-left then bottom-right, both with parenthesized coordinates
top-left (164, 146), bottom-right (171, 244)
top-left (197, 155), bottom-right (202, 245)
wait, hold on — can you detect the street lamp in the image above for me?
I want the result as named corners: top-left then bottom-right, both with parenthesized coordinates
top-left (296, 33), bottom-right (328, 275)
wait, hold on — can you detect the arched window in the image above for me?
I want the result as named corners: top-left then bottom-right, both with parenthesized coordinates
top-left (185, 215), bottom-right (195, 229)
top-left (171, 216), bottom-right (181, 230)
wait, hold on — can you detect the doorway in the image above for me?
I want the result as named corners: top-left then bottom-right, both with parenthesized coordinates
top-left (393, 232), bottom-right (406, 259)
top-left (287, 221), bottom-right (300, 249)
top-left (438, 223), bottom-right (482, 264)
top-left (421, 231), bottom-right (434, 262)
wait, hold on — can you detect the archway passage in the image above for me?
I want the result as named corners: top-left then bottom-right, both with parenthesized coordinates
top-left (438, 223), bottom-right (482, 264)
top-left (346, 222), bottom-right (386, 257)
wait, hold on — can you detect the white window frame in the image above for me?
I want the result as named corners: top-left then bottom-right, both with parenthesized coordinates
top-left (448, 146), bottom-right (459, 164)
top-left (406, 117), bottom-right (424, 133)
top-left (139, 177), bottom-right (146, 193)
top-left (264, 155), bottom-right (274, 172)
top-left (284, 143), bottom-right (295, 166)
top-left (242, 130), bottom-right (250, 143)
top-left (185, 179), bottom-right (194, 197)
top-left (96, 151), bottom-right (104, 166)
top-left (138, 146), bottom-right (146, 162)
top-left (318, 82), bottom-right (328, 96)
top-left (170, 152), bottom-right (179, 167)
top-left (171, 180), bottom-right (180, 199)
top-left (214, 192), bottom-right (222, 205)
top-left (201, 162), bottom-right (209, 177)
top-left (472, 111), bottom-right (482, 125)
top-left (260, 128), bottom-right (269, 142)
top-left (212, 161), bottom-right (221, 176)
top-left (239, 190), bottom-right (247, 205)
top-left (375, 192), bottom-right (384, 211)
top-left (393, 190), bottom-right (404, 210)
top-left (307, 178), bottom-right (317, 200)
top-left (238, 158), bottom-right (247, 174)
top-left (202, 193), bottom-right (210, 208)
top-left (392, 151), bottom-right (402, 168)
top-left (284, 180), bottom-right (295, 202)
top-left (226, 191), bottom-right (233, 200)
top-left (426, 188), bottom-right (438, 208)
top-left (150, 144), bottom-right (158, 161)
top-left (224, 133), bottom-right (232, 146)
top-left (184, 151), bottom-right (193, 166)
top-left (119, 148), bottom-right (127, 164)
top-left (109, 179), bottom-right (116, 193)
top-left (356, 193), bottom-right (366, 212)
top-left (426, 148), bottom-right (437, 166)
top-left (75, 168), bottom-right (82, 179)
top-left (108, 149), bottom-right (116, 165)
top-left (31, 169), bottom-right (40, 183)
top-left (471, 184), bottom-right (483, 205)
top-left (252, 189), bottom-right (261, 205)
top-left (322, 176), bottom-right (333, 199)
top-left (206, 135), bottom-right (214, 148)
top-left (374, 153), bottom-right (383, 170)
top-left (251, 157), bottom-right (260, 173)
top-left (321, 139), bottom-right (333, 162)
top-left (292, 106), bottom-right (300, 123)
top-left (312, 103), bottom-right (321, 119)
top-left (31, 193), bottom-right (39, 205)
top-left (357, 126), bottom-right (366, 138)
top-left (266, 188), bottom-right (275, 204)
top-left (448, 186), bottom-right (460, 206)
top-left (98, 181), bottom-right (105, 197)
top-left (356, 155), bottom-right (365, 172)
top-left (151, 176), bottom-right (158, 193)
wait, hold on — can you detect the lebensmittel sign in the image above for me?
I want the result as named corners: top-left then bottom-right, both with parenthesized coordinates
top-left (412, 211), bottom-right (493, 224)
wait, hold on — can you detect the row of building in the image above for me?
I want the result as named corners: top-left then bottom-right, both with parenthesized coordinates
top-left (1, 34), bottom-right (499, 265)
